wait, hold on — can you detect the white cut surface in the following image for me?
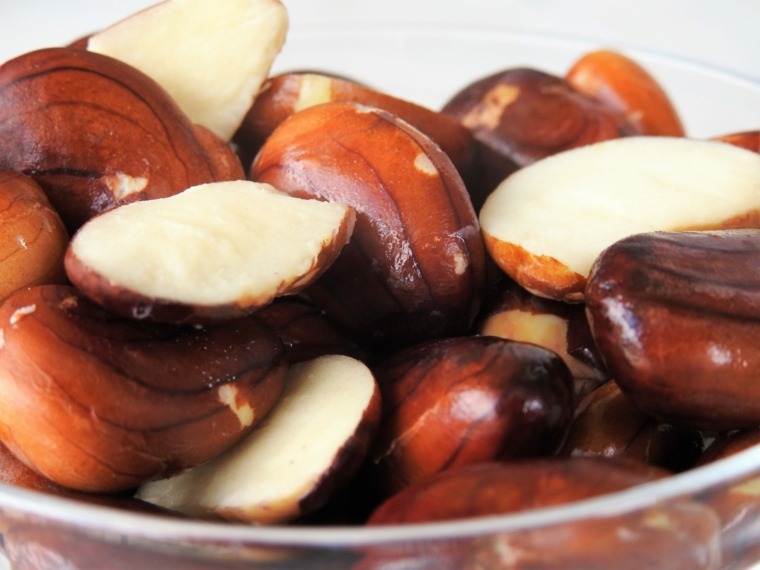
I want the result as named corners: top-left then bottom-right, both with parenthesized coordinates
top-left (87, 0), bottom-right (289, 140)
top-left (481, 310), bottom-right (569, 357)
top-left (294, 74), bottom-right (334, 111)
top-left (480, 309), bottom-right (601, 381)
top-left (479, 136), bottom-right (760, 277)
top-left (69, 181), bottom-right (353, 306)
top-left (136, 354), bottom-right (377, 523)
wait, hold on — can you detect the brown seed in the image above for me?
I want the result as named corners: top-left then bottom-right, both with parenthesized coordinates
top-left (0, 47), bottom-right (242, 232)
top-left (369, 335), bottom-right (574, 496)
top-left (252, 101), bottom-right (487, 346)
top-left (0, 284), bottom-right (287, 492)
top-left (586, 229), bottom-right (760, 430)
top-left (0, 170), bottom-right (69, 302)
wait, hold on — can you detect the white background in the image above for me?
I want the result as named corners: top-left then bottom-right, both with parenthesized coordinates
top-left (0, 1), bottom-right (758, 82)
top-left (0, 0), bottom-right (758, 137)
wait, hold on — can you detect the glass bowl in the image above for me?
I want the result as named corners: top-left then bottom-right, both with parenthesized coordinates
top-left (1, 9), bottom-right (760, 570)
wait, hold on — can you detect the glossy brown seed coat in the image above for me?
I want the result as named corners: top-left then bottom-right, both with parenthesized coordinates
top-left (712, 130), bottom-right (760, 154)
top-left (586, 229), bottom-right (760, 430)
top-left (0, 170), bottom-right (69, 302)
top-left (442, 67), bottom-right (638, 169)
top-left (0, 48), bottom-right (243, 232)
top-left (560, 380), bottom-right (705, 472)
top-left (369, 335), bottom-right (574, 495)
top-left (234, 72), bottom-right (476, 180)
top-left (252, 101), bottom-right (487, 345)
top-left (255, 297), bottom-right (369, 364)
top-left (478, 281), bottom-right (608, 399)
top-left (565, 49), bottom-right (686, 137)
top-left (362, 458), bottom-right (716, 570)
top-left (368, 457), bottom-right (667, 524)
top-left (0, 285), bottom-right (287, 492)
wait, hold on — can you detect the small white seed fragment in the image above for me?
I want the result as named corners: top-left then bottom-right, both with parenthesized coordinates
top-left (414, 152), bottom-right (438, 176)
top-left (101, 172), bottom-right (149, 201)
top-left (218, 384), bottom-right (255, 428)
top-left (9, 304), bottom-right (36, 327)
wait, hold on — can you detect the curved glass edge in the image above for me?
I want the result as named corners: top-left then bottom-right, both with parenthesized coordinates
top-left (282, 23), bottom-right (760, 89)
top-left (272, 24), bottom-right (760, 139)
top-left (0, 21), bottom-right (758, 554)
top-left (0, 443), bottom-right (758, 548)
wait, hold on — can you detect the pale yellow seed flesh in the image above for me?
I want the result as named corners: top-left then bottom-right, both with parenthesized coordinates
top-left (480, 137), bottom-right (760, 277)
top-left (137, 355), bottom-right (376, 523)
top-left (70, 181), bottom-right (353, 306)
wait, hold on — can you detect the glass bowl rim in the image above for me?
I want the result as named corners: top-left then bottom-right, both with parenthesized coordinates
top-left (2, 430), bottom-right (759, 548)
top-left (279, 22), bottom-right (760, 89)
top-left (2, 21), bottom-right (760, 552)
